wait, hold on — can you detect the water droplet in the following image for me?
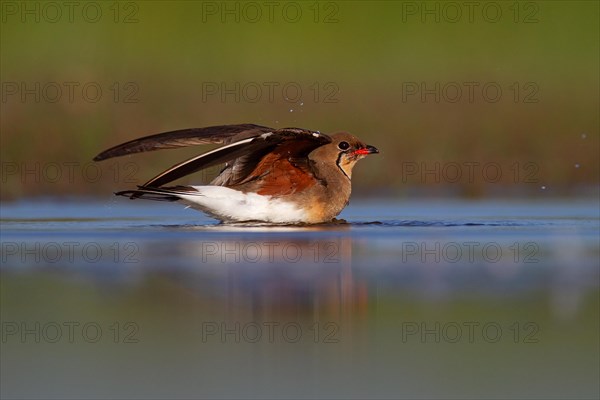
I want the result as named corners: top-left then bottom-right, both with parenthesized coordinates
top-left (289, 109), bottom-right (294, 112)
top-left (541, 186), bottom-right (546, 190)
top-left (575, 164), bottom-right (580, 168)
top-left (300, 102), bottom-right (304, 106)
top-left (581, 133), bottom-right (587, 139)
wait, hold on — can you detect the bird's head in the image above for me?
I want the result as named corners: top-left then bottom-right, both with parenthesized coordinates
top-left (310, 132), bottom-right (379, 179)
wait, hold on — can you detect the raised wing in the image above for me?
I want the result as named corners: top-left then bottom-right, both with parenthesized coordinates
top-left (142, 128), bottom-right (331, 188)
top-left (93, 123), bottom-right (272, 161)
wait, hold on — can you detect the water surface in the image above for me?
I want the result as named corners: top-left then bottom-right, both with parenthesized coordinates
top-left (1, 198), bottom-right (599, 399)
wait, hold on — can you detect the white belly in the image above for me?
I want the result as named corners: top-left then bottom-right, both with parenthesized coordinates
top-left (178, 186), bottom-right (308, 224)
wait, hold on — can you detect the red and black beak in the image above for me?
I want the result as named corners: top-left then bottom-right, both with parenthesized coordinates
top-left (353, 145), bottom-right (379, 156)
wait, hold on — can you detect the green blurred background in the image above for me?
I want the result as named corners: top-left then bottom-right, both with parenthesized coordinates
top-left (1, 0), bottom-right (598, 199)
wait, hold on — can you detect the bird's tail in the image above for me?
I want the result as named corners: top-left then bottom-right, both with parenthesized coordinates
top-left (115, 185), bottom-right (198, 201)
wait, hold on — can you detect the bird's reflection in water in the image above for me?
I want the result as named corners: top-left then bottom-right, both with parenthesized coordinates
top-left (141, 226), bottom-right (369, 341)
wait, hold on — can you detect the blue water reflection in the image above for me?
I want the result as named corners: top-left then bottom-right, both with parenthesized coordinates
top-left (1, 199), bottom-right (599, 399)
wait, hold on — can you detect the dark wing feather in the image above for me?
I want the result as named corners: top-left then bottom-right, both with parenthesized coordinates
top-left (210, 149), bottom-right (274, 186)
top-left (93, 123), bottom-right (272, 161)
top-left (116, 185), bottom-right (198, 201)
top-left (143, 128), bottom-right (331, 188)
top-left (211, 128), bottom-right (329, 186)
top-left (141, 136), bottom-right (271, 188)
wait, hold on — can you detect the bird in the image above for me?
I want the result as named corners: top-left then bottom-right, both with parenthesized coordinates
top-left (93, 123), bottom-right (379, 224)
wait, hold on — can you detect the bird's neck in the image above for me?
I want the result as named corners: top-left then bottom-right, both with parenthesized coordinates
top-left (310, 157), bottom-right (352, 214)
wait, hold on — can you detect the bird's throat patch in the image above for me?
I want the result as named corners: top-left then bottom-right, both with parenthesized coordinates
top-left (336, 154), bottom-right (354, 179)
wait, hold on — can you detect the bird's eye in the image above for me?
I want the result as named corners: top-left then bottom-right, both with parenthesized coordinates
top-left (338, 141), bottom-right (350, 150)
